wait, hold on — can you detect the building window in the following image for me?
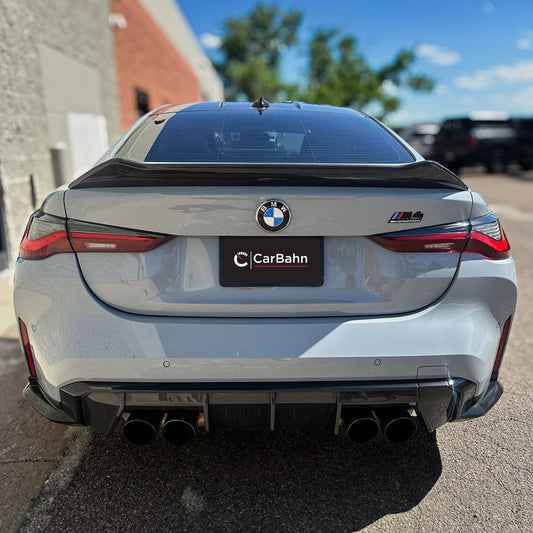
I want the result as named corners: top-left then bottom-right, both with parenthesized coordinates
top-left (135, 89), bottom-right (150, 118)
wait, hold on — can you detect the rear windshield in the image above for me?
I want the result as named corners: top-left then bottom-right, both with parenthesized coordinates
top-left (117, 110), bottom-right (414, 164)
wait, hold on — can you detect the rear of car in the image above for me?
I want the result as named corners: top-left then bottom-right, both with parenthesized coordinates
top-left (14, 102), bottom-right (516, 445)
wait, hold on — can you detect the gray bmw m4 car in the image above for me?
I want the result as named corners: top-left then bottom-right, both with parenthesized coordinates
top-left (15, 100), bottom-right (516, 445)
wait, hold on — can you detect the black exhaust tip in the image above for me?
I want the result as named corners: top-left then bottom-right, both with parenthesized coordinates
top-left (161, 411), bottom-right (198, 446)
top-left (123, 412), bottom-right (163, 445)
top-left (378, 408), bottom-right (418, 443)
top-left (343, 409), bottom-right (381, 444)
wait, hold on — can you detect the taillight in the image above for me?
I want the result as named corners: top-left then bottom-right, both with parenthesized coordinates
top-left (67, 220), bottom-right (171, 253)
top-left (467, 135), bottom-right (478, 148)
top-left (19, 210), bottom-right (171, 260)
top-left (464, 213), bottom-right (510, 259)
top-left (370, 213), bottom-right (510, 260)
top-left (18, 318), bottom-right (36, 377)
top-left (371, 222), bottom-right (469, 254)
top-left (492, 315), bottom-right (512, 378)
top-left (19, 212), bottom-right (73, 259)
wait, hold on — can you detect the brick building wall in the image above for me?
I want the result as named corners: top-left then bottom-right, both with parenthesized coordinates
top-left (0, 0), bottom-right (121, 268)
top-left (111, 0), bottom-right (202, 131)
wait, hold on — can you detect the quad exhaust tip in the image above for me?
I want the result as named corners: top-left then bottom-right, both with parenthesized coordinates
top-left (124, 408), bottom-right (416, 445)
top-left (378, 408), bottom-right (418, 443)
top-left (343, 409), bottom-right (381, 444)
top-left (123, 412), bottom-right (163, 445)
top-left (344, 408), bottom-right (417, 444)
top-left (123, 411), bottom-right (198, 446)
top-left (161, 411), bottom-right (198, 446)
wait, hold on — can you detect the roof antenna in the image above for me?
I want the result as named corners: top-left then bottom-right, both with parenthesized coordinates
top-left (252, 97), bottom-right (270, 115)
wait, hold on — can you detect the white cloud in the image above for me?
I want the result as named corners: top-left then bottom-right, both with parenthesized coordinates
top-left (517, 37), bottom-right (532, 50)
top-left (415, 43), bottom-right (461, 66)
top-left (516, 29), bottom-right (533, 50)
top-left (459, 95), bottom-right (477, 107)
top-left (380, 80), bottom-right (398, 96)
top-left (482, 2), bottom-right (495, 14)
top-left (490, 86), bottom-right (533, 112)
top-left (200, 33), bottom-right (222, 49)
top-left (455, 60), bottom-right (533, 90)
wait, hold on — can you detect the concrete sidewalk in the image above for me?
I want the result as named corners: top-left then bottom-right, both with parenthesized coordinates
top-left (0, 271), bottom-right (72, 532)
top-left (0, 269), bottom-right (17, 339)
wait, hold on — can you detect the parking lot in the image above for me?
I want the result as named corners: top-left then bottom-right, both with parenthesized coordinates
top-left (1, 168), bottom-right (531, 533)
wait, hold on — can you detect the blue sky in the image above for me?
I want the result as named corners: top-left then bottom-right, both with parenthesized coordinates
top-left (177, 0), bottom-right (533, 125)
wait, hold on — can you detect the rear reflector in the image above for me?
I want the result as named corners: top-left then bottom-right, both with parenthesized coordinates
top-left (18, 318), bottom-right (36, 377)
top-left (19, 211), bottom-right (172, 260)
top-left (493, 316), bottom-right (512, 376)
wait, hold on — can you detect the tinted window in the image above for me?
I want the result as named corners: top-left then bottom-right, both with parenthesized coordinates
top-left (471, 120), bottom-right (510, 128)
top-left (132, 110), bottom-right (413, 164)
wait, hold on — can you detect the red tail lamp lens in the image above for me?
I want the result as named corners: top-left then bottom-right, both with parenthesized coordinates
top-left (69, 232), bottom-right (170, 253)
top-left (371, 232), bottom-right (468, 254)
top-left (371, 214), bottom-right (510, 260)
top-left (19, 212), bottom-right (73, 260)
top-left (464, 229), bottom-right (510, 260)
top-left (19, 211), bottom-right (171, 260)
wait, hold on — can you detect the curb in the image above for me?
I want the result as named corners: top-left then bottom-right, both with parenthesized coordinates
top-left (0, 268), bottom-right (17, 339)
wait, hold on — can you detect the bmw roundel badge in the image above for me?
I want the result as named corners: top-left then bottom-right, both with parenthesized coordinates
top-left (256, 200), bottom-right (291, 232)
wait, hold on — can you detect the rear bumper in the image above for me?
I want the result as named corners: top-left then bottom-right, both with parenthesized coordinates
top-left (23, 376), bottom-right (503, 435)
top-left (14, 252), bottom-right (517, 406)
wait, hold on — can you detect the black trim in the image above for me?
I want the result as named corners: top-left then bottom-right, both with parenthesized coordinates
top-left (60, 379), bottom-right (426, 393)
top-left (458, 380), bottom-right (503, 419)
top-left (23, 384), bottom-right (79, 425)
top-left (24, 377), bottom-right (501, 435)
top-left (69, 159), bottom-right (467, 191)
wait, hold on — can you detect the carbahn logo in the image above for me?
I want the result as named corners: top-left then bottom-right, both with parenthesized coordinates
top-left (234, 251), bottom-right (249, 268)
top-left (389, 211), bottom-right (424, 223)
top-left (256, 200), bottom-right (291, 232)
top-left (233, 250), bottom-right (308, 269)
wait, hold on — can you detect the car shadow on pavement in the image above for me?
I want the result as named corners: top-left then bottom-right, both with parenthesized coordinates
top-left (38, 423), bottom-right (442, 532)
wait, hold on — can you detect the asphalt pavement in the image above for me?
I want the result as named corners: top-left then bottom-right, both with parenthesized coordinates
top-left (1, 169), bottom-right (531, 533)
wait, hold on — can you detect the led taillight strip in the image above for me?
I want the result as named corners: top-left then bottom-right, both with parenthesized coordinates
top-left (20, 225), bottom-right (171, 260)
top-left (465, 230), bottom-right (511, 260)
top-left (69, 232), bottom-right (171, 253)
top-left (371, 229), bottom-right (511, 260)
top-left (19, 231), bottom-right (74, 259)
top-left (371, 232), bottom-right (468, 254)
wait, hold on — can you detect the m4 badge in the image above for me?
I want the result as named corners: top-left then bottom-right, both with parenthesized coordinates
top-left (389, 211), bottom-right (424, 223)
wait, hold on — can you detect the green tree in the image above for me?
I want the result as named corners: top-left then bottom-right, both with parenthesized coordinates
top-left (215, 4), bottom-right (433, 119)
top-left (306, 30), bottom-right (434, 118)
top-left (216, 5), bottom-right (302, 101)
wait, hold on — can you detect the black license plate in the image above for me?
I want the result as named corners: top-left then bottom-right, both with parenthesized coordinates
top-left (220, 237), bottom-right (323, 287)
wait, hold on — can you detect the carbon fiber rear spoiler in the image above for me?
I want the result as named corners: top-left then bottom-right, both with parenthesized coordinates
top-left (69, 159), bottom-right (468, 191)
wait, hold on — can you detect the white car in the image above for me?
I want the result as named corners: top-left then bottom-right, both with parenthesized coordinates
top-left (15, 100), bottom-right (517, 445)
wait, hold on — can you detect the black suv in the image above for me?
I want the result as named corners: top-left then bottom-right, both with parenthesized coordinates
top-left (431, 115), bottom-right (515, 173)
top-left (511, 118), bottom-right (533, 170)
